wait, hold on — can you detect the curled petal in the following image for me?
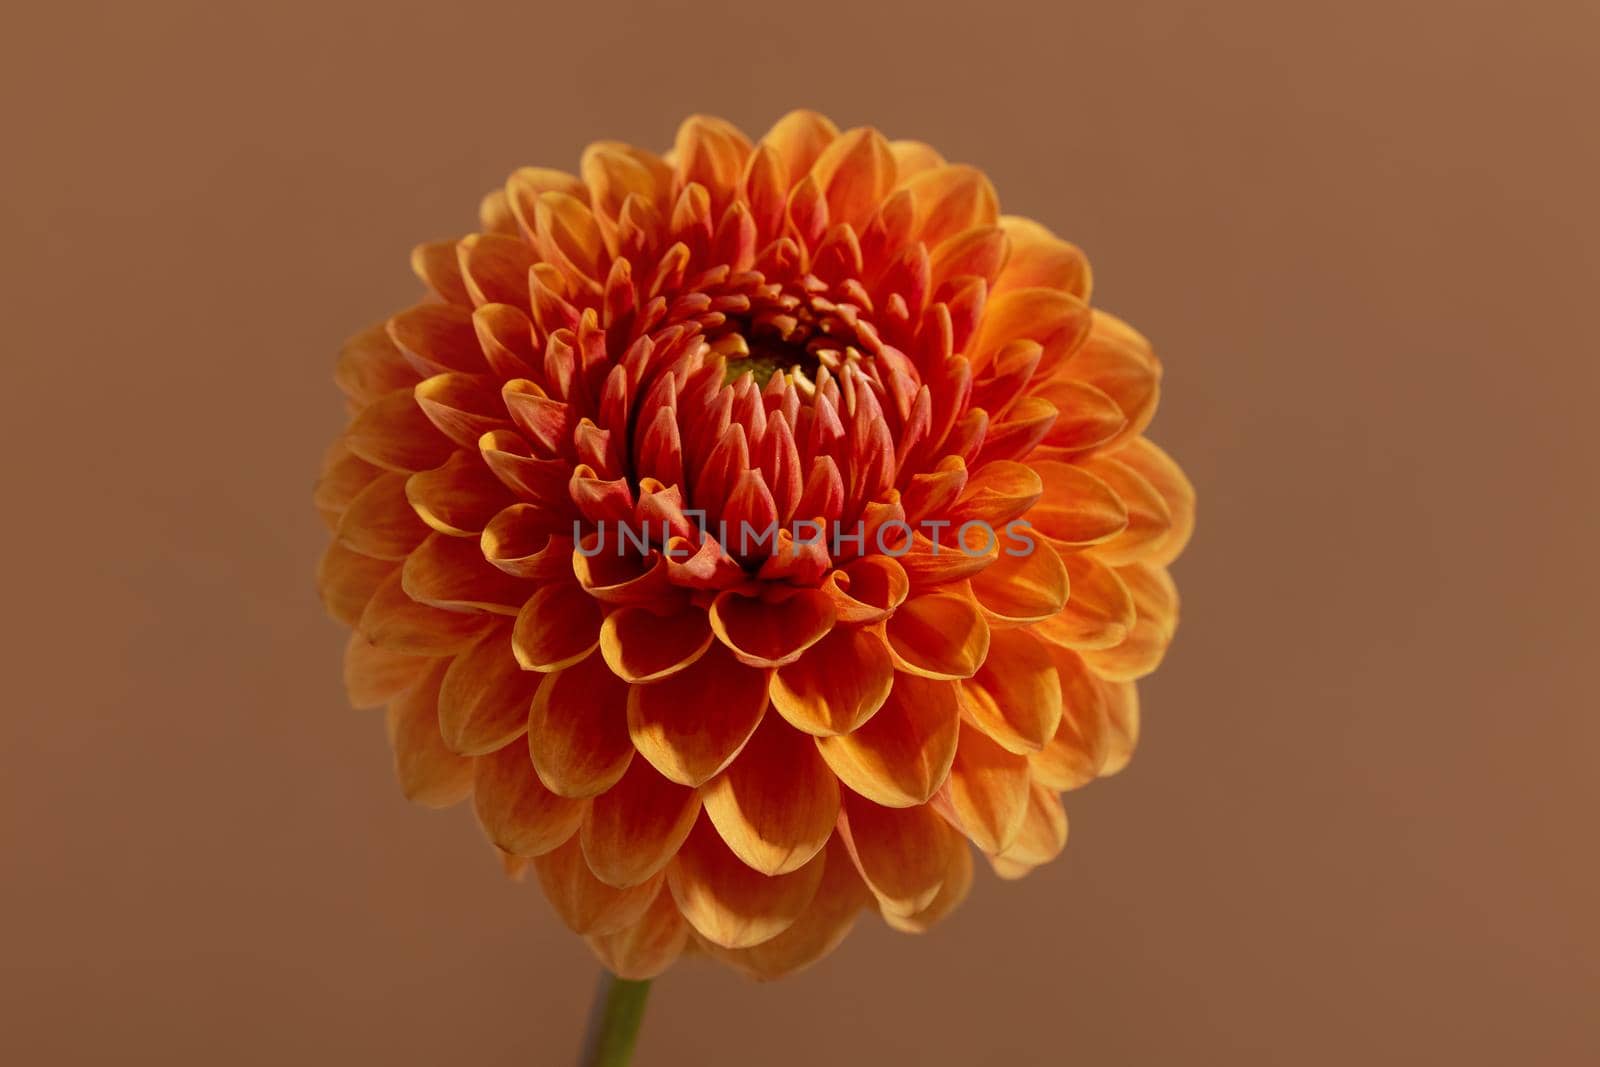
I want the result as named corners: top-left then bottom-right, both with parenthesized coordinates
top-left (581, 756), bottom-right (700, 888)
top-left (903, 165), bottom-right (999, 248)
top-left (626, 642), bottom-right (770, 787)
top-left (410, 239), bottom-right (471, 304)
top-left (815, 673), bottom-right (960, 807)
top-left (821, 555), bottom-right (909, 624)
top-left (532, 835), bottom-right (665, 937)
top-left (995, 784), bottom-right (1069, 872)
top-left (968, 538), bottom-right (1070, 627)
top-left (770, 625), bottom-right (894, 736)
top-left (599, 603), bottom-right (713, 682)
top-left (710, 587), bottom-right (836, 668)
top-left (385, 661), bottom-right (473, 808)
top-left (387, 303), bottom-right (486, 376)
top-left (335, 324), bottom-right (420, 405)
top-left (1064, 323), bottom-right (1161, 445)
top-left (809, 127), bottom-right (896, 229)
top-left (405, 451), bottom-right (514, 537)
top-left (972, 287), bottom-right (1092, 375)
top-left (947, 460), bottom-right (1042, 528)
top-left (472, 739), bottom-right (586, 857)
top-left (528, 650), bottom-right (634, 798)
top-left (315, 444), bottom-right (383, 528)
top-left (703, 714), bottom-right (840, 876)
top-left (667, 816), bottom-right (827, 950)
top-left (1032, 378), bottom-right (1127, 453)
top-left (1081, 563), bottom-right (1177, 681)
top-left (884, 591), bottom-right (991, 680)
top-left (438, 622), bottom-right (538, 755)
top-left (511, 582), bottom-right (602, 671)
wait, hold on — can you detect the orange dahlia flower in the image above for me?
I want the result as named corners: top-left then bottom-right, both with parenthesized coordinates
top-left (316, 111), bottom-right (1193, 982)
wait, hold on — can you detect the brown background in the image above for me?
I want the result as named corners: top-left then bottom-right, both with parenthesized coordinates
top-left (4, 0), bottom-right (1596, 1063)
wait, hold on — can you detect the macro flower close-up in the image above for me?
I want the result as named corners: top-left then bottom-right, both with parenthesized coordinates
top-left (314, 110), bottom-right (1194, 989)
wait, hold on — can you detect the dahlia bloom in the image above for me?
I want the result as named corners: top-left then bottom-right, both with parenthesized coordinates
top-left (316, 111), bottom-right (1193, 981)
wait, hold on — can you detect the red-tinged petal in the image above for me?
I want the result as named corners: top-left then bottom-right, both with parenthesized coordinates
top-left (903, 164), bottom-right (999, 248)
top-left (968, 538), bottom-right (1069, 627)
top-left (1028, 459), bottom-right (1129, 547)
top-left (480, 502), bottom-right (572, 581)
top-left (358, 569), bottom-right (493, 655)
top-left (405, 451), bottom-right (514, 537)
top-left (880, 836), bottom-right (973, 934)
top-left (961, 628), bottom-right (1063, 754)
top-left (821, 555), bottom-right (910, 624)
top-left (387, 303), bottom-right (486, 376)
top-left (532, 835), bottom-right (665, 937)
top-left (759, 110), bottom-right (838, 189)
top-left (335, 323), bottom-right (421, 405)
top-left (343, 631), bottom-right (435, 709)
top-left (838, 790), bottom-right (956, 915)
top-left (1031, 644), bottom-right (1109, 790)
top-left (401, 532), bottom-right (531, 615)
top-left (929, 225), bottom-right (1010, 293)
top-left (438, 622), bottom-right (539, 756)
top-left (527, 650), bottom-right (634, 798)
top-left (579, 756), bottom-right (700, 888)
top-left (573, 542), bottom-right (672, 606)
top-left (585, 884), bottom-right (690, 980)
top-left (674, 115), bottom-right (753, 207)
top-left (884, 591), bottom-right (990, 680)
top-left (1033, 551), bottom-right (1136, 651)
top-left (666, 816), bottom-right (826, 950)
top-left (501, 379), bottom-right (571, 457)
top-left (385, 661), bottom-right (474, 808)
top-left (770, 625), bottom-right (894, 736)
top-left (345, 390), bottom-right (454, 473)
top-left (935, 722), bottom-right (1030, 854)
top-left (947, 460), bottom-right (1042, 528)
top-left (814, 673), bottom-right (960, 807)
top-left (410, 239), bottom-right (471, 304)
top-left (511, 582), bottom-right (602, 671)
top-left (1032, 378), bottom-right (1127, 453)
top-left (1078, 454), bottom-right (1172, 566)
top-left (479, 430), bottom-right (579, 514)
top-left (414, 373), bottom-right (511, 449)
top-left (994, 783), bottom-right (1069, 870)
top-left (809, 127), bottom-right (896, 230)
top-left (703, 715), bottom-right (840, 876)
top-left (626, 643), bottom-right (770, 787)
top-left (599, 604), bottom-right (713, 683)
top-left (472, 739), bottom-right (586, 857)
top-left (971, 287), bottom-right (1092, 375)
top-left (1098, 677), bottom-right (1141, 777)
top-left (317, 541), bottom-right (397, 627)
top-left (706, 835), bottom-right (870, 980)
top-left (993, 216), bottom-right (1091, 300)
top-left (335, 470), bottom-right (428, 560)
top-left (709, 587), bottom-right (836, 668)
top-left (1113, 436), bottom-right (1196, 567)
top-left (976, 395), bottom-right (1059, 465)
top-left (457, 233), bottom-right (537, 307)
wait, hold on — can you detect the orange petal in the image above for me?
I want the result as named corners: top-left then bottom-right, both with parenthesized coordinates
top-left (315, 445), bottom-right (382, 529)
top-left (993, 216), bottom-right (1091, 300)
top-left (599, 603), bottom-right (713, 682)
top-left (1027, 460), bottom-right (1129, 547)
top-left (511, 582), bottom-right (602, 671)
top-left (1098, 678), bottom-right (1141, 777)
top-left (809, 127), bottom-right (896, 229)
top-left (838, 790), bottom-right (956, 915)
top-left (334, 470), bottom-right (429, 560)
top-left (1113, 436), bottom-right (1195, 567)
top-left (1033, 551), bottom-right (1135, 651)
top-left (759, 109), bottom-right (839, 188)
top-left (815, 673), bottom-right (960, 807)
top-left (585, 884), bottom-right (690, 980)
top-left (535, 191), bottom-right (608, 286)
top-left (884, 591), bottom-right (990, 679)
top-left (344, 389), bottom-right (454, 473)
top-left (317, 541), bottom-right (397, 627)
top-left (888, 140), bottom-right (946, 183)
top-left (387, 303), bottom-right (486, 375)
top-left (358, 569), bottom-right (493, 655)
top-left (405, 451), bottom-right (514, 537)
top-left (335, 324), bottom-right (421, 406)
top-left (994, 783), bottom-right (1069, 872)
top-left (971, 287), bottom-right (1091, 375)
top-left (472, 739), bottom-right (586, 857)
top-left (961, 627), bottom-right (1063, 754)
top-left (709, 587), bottom-right (836, 668)
top-left (967, 537), bottom-right (1069, 627)
top-left (947, 460), bottom-right (1042, 528)
top-left (666, 816), bottom-right (826, 950)
top-left (1077, 454), bottom-right (1172, 566)
top-left (769, 624), bottom-right (894, 736)
top-left (438, 622), bottom-right (538, 756)
top-left (626, 642), bottom-right (770, 787)
top-left (1032, 378), bottom-right (1126, 453)
top-left (579, 756), bottom-right (700, 888)
top-left (880, 837), bottom-right (973, 934)
top-left (936, 722), bottom-right (1031, 854)
top-left (703, 715), bottom-right (840, 876)
top-left (343, 631), bottom-right (434, 709)
top-left (821, 554), bottom-right (910, 624)
top-left (1030, 644), bottom-right (1110, 790)
top-left (1063, 322), bottom-right (1161, 445)
top-left (674, 114), bottom-right (753, 204)
top-left (385, 661), bottom-right (473, 808)
top-left (410, 239), bottom-right (471, 304)
top-left (1081, 564), bottom-right (1176, 681)
top-left (527, 650), bottom-right (634, 798)
top-left (902, 164), bottom-right (999, 248)
top-left (401, 532), bottom-right (532, 615)
top-left (704, 835), bottom-right (870, 980)
top-left (532, 835), bottom-right (665, 936)
top-left (457, 233), bottom-right (537, 307)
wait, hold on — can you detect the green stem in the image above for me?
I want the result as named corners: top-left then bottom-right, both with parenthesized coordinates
top-left (578, 972), bottom-right (652, 1067)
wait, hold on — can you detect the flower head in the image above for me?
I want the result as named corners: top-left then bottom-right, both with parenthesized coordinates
top-left (316, 111), bottom-right (1194, 980)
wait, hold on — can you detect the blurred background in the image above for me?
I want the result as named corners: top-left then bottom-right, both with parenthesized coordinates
top-left (3, 0), bottom-right (1596, 1063)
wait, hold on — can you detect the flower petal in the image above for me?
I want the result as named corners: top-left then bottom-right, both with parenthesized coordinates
top-left (585, 884), bottom-right (690, 980)
top-left (1030, 645), bottom-right (1110, 790)
top-left (935, 721), bottom-right (1031, 854)
top-left (760, 109), bottom-right (839, 188)
top-left (993, 216), bottom-right (1091, 300)
top-left (703, 715), bottom-right (840, 876)
top-left (1033, 551), bottom-right (1135, 651)
top-left (358, 569), bottom-right (494, 655)
top-left (1113, 436), bottom-right (1196, 567)
top-left (317, 541), bottom-right (397, 627)
top-left (1027, 460), bottom-right (1129, 547)
top-left (884, 591), bottom-right (990, 680)
top-left (345, 389), bottom-right (454, 473)
top-left (405, 451), bottom-right (515, 537)
top-left (344, 633), bottom-right (435, 710)
top-left (995, 783), bottom-right (1069, 871)
top-left (579, 756), bottom-right (700, 888)
top-left (967, 537), bottom-right (1069, 627)
top-left (599, 603), bottom-right (713, 682)
top-left (385, 661), bottom-right (473, 808)
top-left (960, 627), bottom-right (1063, 754)
top-left (769, 624), bottom-right (894, 736)
top-left (814, 673), bottom-right (960, 807)
top-left (511, 582), bottom-right (602, 671)
top-left (472, 738), bottom-right (586, 857)
top-left (820, 555), bottom-right (910, 624)
top-left (335, 324), bottom-right (421, 406)
top-left (838, 790), bottom-right (956, 915)
top-left (626, 642), bottom-right (770, 787)
top-left (1077, 454), bottom-right (1173, 566)
top-left (527, 650), bottom-right (634, 798)
top-left (532, 835), bottom-right (665, 936)
top-left (1098, 677), bottom-right (1141, 777)
top-left (666, 816), bottom-right (827, 950)
top-left (880, 837), bottom-right (973, 934)
top-left (709, 587), bottom-right (836, 668)
top-left (401, 532), bottom-right (532, 615)
top-left (438, 622), bottom-right (538, 756)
